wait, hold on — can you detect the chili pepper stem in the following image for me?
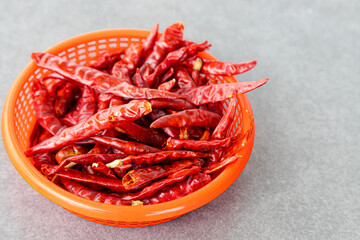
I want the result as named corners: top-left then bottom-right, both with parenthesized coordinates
top-left (106, 159), bottom-right (123, 168)
top-left (65, 162), bottom-right (77, 168)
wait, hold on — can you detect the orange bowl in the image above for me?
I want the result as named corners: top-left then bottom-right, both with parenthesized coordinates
top-left (1, 29), bottom-right (255, 227)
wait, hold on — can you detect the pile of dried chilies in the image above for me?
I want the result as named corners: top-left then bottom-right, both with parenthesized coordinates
top-left (26, 22), bottom-right (268, 206)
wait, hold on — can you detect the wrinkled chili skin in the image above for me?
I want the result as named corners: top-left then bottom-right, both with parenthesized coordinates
top-left (92, 162), bottom-right (117, 179)
top-left (122, 159), bottom-right (197, 190)
top-left (90, 128), bottom-right (118, 154)
top-left (173, 78), bottom-right (269, 105)
top-left (185, 58), bottom-right (257, 76)
top-left (141, 22), bottom-right (184, 78)
top-left (118, 150), bottom-right (208, 165)
top-left (25, 101), bottom-right (152, 156)
top-left (54, 83), bottom-right (77, 117)
top-left (143, 173), bottom-right (211, 205)
top-left (61, 178), bottom-right (131, 205)
top-left (32, 79), bottom-right (66, 135)
top-left (88, 49), bottom-right (124, 71)
top-left (164, 134), bottom-right (239, 151)
top-left (133, 68), bottom-right (149, 88)
top-left (62, 86), bottom-right (96, 126)
top-left (140, 23), bottom-right (158, 64)
top-left (31, 130), bottom-right (54, 170)
top-left (113, 164), bottom-right (132, 178)
top-left (114, 121), bottom-right (167, 147)
top-left (150, 109), bottom-right (221, 129)
top-left (148, 109), bottom-right (180, 139)
top-left (55, 168), bottom-right (128, 192)
top-left (147, 42), bottom-right (211, 87)
top-left (31, 52), bottom-right (131, 92)
top-left (121, 43), bottom-right (143, 75)
top-left (120, 166), bottom-right (201, 200)
top-left (110, 61), bottom-right (131, 84)
top-left (91, 136), bottom-right (160, 155)
top-left (174, 66), bottom-right (197, 88)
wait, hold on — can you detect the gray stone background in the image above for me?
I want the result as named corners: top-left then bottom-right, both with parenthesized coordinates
top-left (0, 0), bottom-right (358, 239)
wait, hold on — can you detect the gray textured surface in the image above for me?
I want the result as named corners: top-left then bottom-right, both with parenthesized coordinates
top-left (0, 0), bottom-right (359, 239)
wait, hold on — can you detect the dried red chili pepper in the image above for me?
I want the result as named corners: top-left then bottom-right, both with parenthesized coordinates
top-left (55, 168), bottom-right (128, 192)
top-left (25, 100), bottom-right (152, 156)
top-left (141, 22), bottom-right (184, 78)
top-left (54, 83), bottom-right (77, 117)
top-left (91, 136), bottom-right (160, 155)
top-left (121, 43), bottom-right (143, 75)
top-left (150, 109), bottom-right (221, 129)
top-left (158, 68), bottom-right (174, 86)
top-left (32, 79), bottom-right (66, 135)
top-left (61, 178), bottom-right (131, 205)
top-left (90, 128), bottom-right (118, 154)
top-left (41, 77), bottom-right (64, 104)
top-left (142, 173), bottom-right (211, 205)
top-left (106, 150), bottom-right (208, 166)
top-left (148, 109), bottom-right (180, 139)
top-left (62, 86), bottom-right (96, 126)
top-left (141, 23), bottom-right (158, 64)
top-left (32, 52), bottom-right (131, 91)
top-left (110, 61), bottom-right (131, 83)
top-left (157, 78), bottom-right (176, 91)
top-left (149, 99), bottom-right (195, 111)
top-left (164, 133), bottom-right (240, 151)
top-left (114, 121), bottom-right (167, 147)
top-left (146, 42), bottom-right (211, 87)
top-left (113, 164), bottom-right (132, 178)
top-left (120, 165), bottom-right (201, 200)
top-left (55, 144), bottom-right (87, 164)
top-left (88, 49), bottom-right (124, 71)
top-left (174, 66), bottom-right (197, 88)
top-left (202, 156), bottom-right (239, 174)
top-left (92, 162), bottom-right (117, 179)
top-left (212, 95), bottom-right (236, 140)
top-left (173, 78), bottom-right (269, 105)
top-left (133, 68), bottom-right (149, 88)
top-left (184, 58), bottom-right (257, 76)
top-left (122, 159), bottom-right (197, 190)
top-left (31, 130), bottom-right (54, 170)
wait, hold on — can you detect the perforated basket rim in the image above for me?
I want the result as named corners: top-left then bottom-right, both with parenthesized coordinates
top-left (1, 29), bottom-right (255, 225)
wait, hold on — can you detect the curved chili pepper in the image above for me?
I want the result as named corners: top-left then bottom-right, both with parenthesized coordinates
top-left (54, 83), bottom-right (77, 117)
top-left (121, 43), bottom-right (143, 75)
top-left (142, 173), bottom-right (211, 205)
top-left (88, 49), bottom-right (124, 70)
top-left (141, 22), bottom-right (184, 74)
top-left (202, 156), bottom-right (239, 174)
top-left (31, 52), bottom-right (131, 91)
top-left (120, 165), bottom-right (201, 200)
top-left (61, 178), bottom-right (131, 205)
top-left (32, 79), bottom-right (66, 135)
top-left (212, 95), bottom-right (236, 140)
top-left (149, 99), bottom-right (195, 111)
top-left (164, 133), bottom-right (240, 151)
top-left (55, 168), bottom-right (128, 192)
top-left (90, 128), bottom-right (118, 154)
top-left (122, 159), bottom-right (197, 190)
top-left (157, 78), bottom-right (176, 91)
top-left (91, 136), bottom-right (160, 155)
top-left (106, 151), bottom-right (208, 167)
top-left (150, 109), bottom-right (221, 129)
top-left (185, 58), bottom-right (257, 76)
top-left (62, 86), bottom-right (96, 126)
top-left (25, 101), bottom-right (152, 156)
top-left (92, 162), bottom-right (117, 179)
top-left (173, 78), bottom-right (269, 105)
top-left (55, 144), bottom-right (88, 164)
top-left (148, 109), bottom-right (180, 138)
top-left (141, 23), bottom-right (158, 64)
top-left (146, 42), bottom-right (211, 87)
top-left (174, 66), bottom-right (197, 88)
top-left (114, 121), bottom-right (167, 147)
top-left (133, 68), bottom-right (149, 88)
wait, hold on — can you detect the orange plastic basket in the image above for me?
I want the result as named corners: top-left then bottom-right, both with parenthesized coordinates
top-left (1, 29), bottom-right (255, 227)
